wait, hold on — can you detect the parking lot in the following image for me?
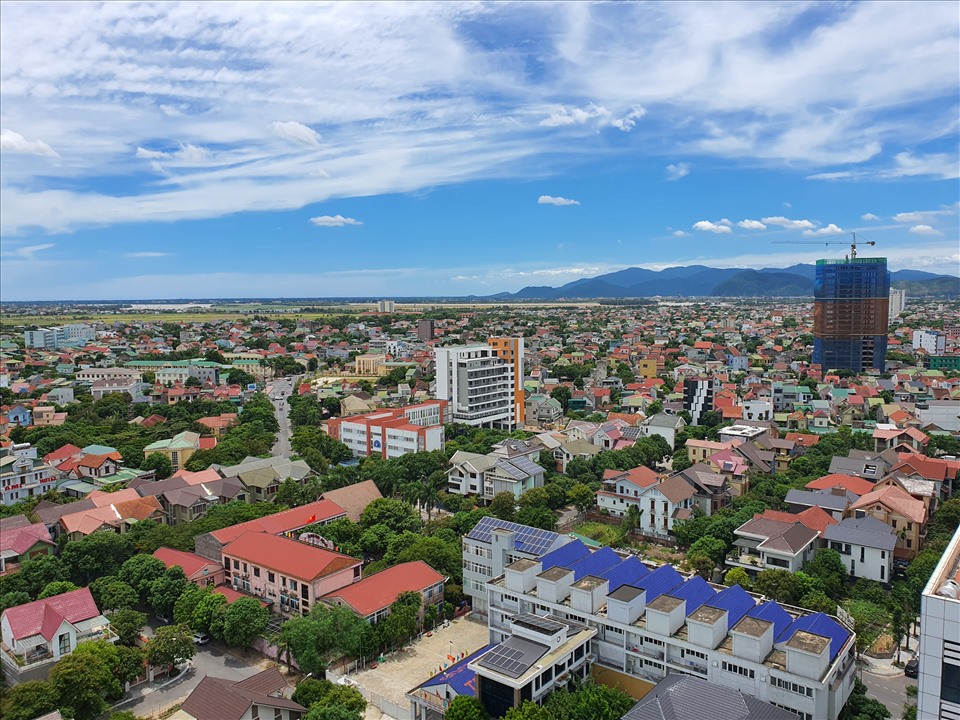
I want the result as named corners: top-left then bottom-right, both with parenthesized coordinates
top-left (341, 615), bottom-right (489, 715)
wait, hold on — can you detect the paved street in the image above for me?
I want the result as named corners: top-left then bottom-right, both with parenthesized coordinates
top-left (268, 375), bottom-right (297, 458)
top-left (862, 666), bottom-right (913, 718)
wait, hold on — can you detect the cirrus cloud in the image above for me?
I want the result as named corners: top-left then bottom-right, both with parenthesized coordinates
top-left (0, 129), bottom-right (58, 158)
top-left (665, 163), bottom-right (690, 181)
top-left (272, 121), bottom-right (321, 147)
top-left (538, 195), bottom-right (580, 206)
top-left (309, 215), bottom-right (362, 227)
top-left (539, 103), bottom-right (610, 128)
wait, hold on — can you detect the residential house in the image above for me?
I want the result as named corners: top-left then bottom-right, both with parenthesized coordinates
top-left (873, 425), bottom-right (930, 453)
top-left (447, 450), bottom-right (544, 501)
top-left (675, 464), bottom-right (732, 514)
top-left (1, 444), bottom-right (59, 506)
top-left (828, 453), bottom-right (891, 482)
top-left (322, 561), bottom-right (445, 624)
top-left (194, 498), bottom-right (346, 562)
top-left (525, 394), bottom-right (564, 427)
top-left (639, 413), bottom-right (686, 449)
top-left (132, 474), bottom-right (247, 525)
top-left (212, 456), bottom-right (313, 503)
top-left (729, 516), bottom-right (820, 574)
top-left (319, 479), bottom-right (383, 523)
top-left (32, 406), bottom-right (67, 427)
top-left (195, 413), bottom-right (238, 438)
top-left (785, 488), bottom-right (854, 522)
top-left (221, 531), bottom-right (362, 615)
top-left (621, 675), bottom-right (798, 720)
top-left (848, 484), bottom-right (928, 562)
top-left (821, 516), bottom-right (896, 583)
top-left (686, 439), bottom-right (738, 465)
top-left (0, 515), bottom-right (55, 575)
top-left (0, 588), bottom-right (115, 684)
top-left (58, 495), bottom-right (165, 542)
top-left (144, 431), bottom-right (210, 473)
top-left (153, 547), bottom-right (225, 588)
top-left (178, 668), bottom-right (306, 720)
top-left (595, 466), bottom-right (662, 518)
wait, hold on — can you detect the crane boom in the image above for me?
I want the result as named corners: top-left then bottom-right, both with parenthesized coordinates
top-left (772, 232), bottom-right (876, 259)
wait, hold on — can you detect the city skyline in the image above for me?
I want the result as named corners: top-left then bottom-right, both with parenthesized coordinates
top-left (1, 2), bottom-right (958, 300)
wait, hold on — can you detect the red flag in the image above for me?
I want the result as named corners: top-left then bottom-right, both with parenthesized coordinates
top-left (306, 514), bottom-right (317, 523)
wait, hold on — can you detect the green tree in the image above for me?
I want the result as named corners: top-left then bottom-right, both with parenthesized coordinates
top-left (90, 576), bottom-right (139, 611)
top-left (18, 554), bottom-right (68, 598)
top-left (445, 695), bottom-right (489, 720)
top-left (38, 580), bottom-right (79, 599)
top-left (145, 623), bottom-right (195, 672)
top-left (489, 492), bottom-right (517, 521)
top-left (305, 707), bottom-right (362, 720)
top-left (754, 569), bottom-right (800, 604)
top-left (803, 548), bottom-right (848, 600)
top-left (514, 505), bottom-right (557, 530)
top-left (50, 651), bottom-right (115, 720)
top-left (281, 615), bottom-right (328, 677)
top-left (0, 680), bottom-right (60, 720)
top-left (846, 599), bottom-right (890, 660)
top-left (142, 452), bottom-right (173, 479)
top-left (567, 483), bottom-right (596, 515)
top-left (550, 385), bottom-right (572, 412)
top-left (687, 535), bottom-right (728, 565)
top-left (315, 685), bottom-right (366, 716)
top-left (220, 596), bottom-right (269, 650)
top-left (61, 530), bottom-right (136, 584)
top-left (108, 608), bottom-right (148, 646)
top-left (0, 590), bottom-right (31, 611)
top-left (148, 566), bottom-right (189, 618)
top-left (192, 592), bottom-right (228, 633)
top-left (724, 567), bottom-right (752, 589)
top-left (173, 584), bottom-right (209, 627)
top-left (799, 590), bottom-right (837, 614)
top-left (359, 498), bottom-right (421, 533)
top-left (292, 677), bottom-right (335, 708)
top-left (72, 639), bottom-right (125, 699)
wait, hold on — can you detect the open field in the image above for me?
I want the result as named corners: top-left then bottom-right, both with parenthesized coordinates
top-left (0, 309), bottom-right (363, 327)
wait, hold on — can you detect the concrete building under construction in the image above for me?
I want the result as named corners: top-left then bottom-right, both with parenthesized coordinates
top-left (813, 256), bottom-right (890, 373)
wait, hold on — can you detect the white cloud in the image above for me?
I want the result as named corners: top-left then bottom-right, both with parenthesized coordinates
top-left (309, 214), bottom-right (362, 227)
top-left (888, 151), bottom-right (959, 180)
top-left (893, 207), bottom-right (956, 223)
top-left (665, 163), bottom-right (690, 181)
top-left (803, 223), bottom-right (845, 237)
top-left (124, 251), bottom-right (171, 258)
top-left (673, 230), bottom-right (689, 237)
top-left (737, 219), bottom-right (766, 230)
top-left (0, 243), bottom-right (55, 260)
top-left (0, 129), bottom-right (58, 157)
top-left (761, 216), bottom-right (818, 231)
top-left (693, 220), bottom-right (733, 234)
top-left (909, 224), bottom-right (942, 235)
top-left (539, 103), bottom-right (610, 128)
top-left (135, 143), bottom-right (210, 164)
top-left (538, 195), bottom-right (580, 206)
top-left (861, 213), bottom-right (880, 221)
top-left (272, 121), bottom-right (321, 147)
top-left (611, 105), bottom-right (647, 132)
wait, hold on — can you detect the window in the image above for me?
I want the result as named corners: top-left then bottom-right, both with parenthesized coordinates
top-left (771, 677), bottom-right (813, 697)
top-left (274, 708), bottom-right (282, 720)
top-left (233, 559), bottom-right (240, 569)
top-left (254, 567), bottom-right (260, 578)
top-left (58, 632), bottom-right (71, 656)
top-left (722, 661), bottom-right (755, 679)
top-left (268, 572), bottom-right (275, 583)
top-left (860, 547), bottom-right (865, 563)
top-left (251, 706), bottom-right (259, 720)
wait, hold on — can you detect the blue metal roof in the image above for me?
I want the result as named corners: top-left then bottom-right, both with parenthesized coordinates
top-left (664, 576), bottom-right (716, 616)
top-left (568, 546), bottom-right (621, 580)
top-left (747, 601), bottom-right (793, 638)
top-left (777, 612), bottom-right (851, 661)
top-left (599, 556), bottom-right (650, 592)
top-left (418, 644), bottom-right (493, 696)
top-left (539, 539), bottom-right (591, 572)
top-left (635, 564), bottom-right (684, 603)
top-left (705, 584), bottom-right (755, 629)
top-left (466, 517), bottom-right (561, 556)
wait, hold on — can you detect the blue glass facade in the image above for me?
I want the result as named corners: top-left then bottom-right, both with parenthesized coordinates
top-left (812, 258), bottom-right (890, 372)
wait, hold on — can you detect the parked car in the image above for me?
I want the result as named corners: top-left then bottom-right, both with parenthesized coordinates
top-left (193, 632), bottom-right (210, 645)
top-left (905, 656), bottom-right (919, 678)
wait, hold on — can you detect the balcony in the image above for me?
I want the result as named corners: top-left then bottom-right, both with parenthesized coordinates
top-left (726, 551), bottom-right (765, 570)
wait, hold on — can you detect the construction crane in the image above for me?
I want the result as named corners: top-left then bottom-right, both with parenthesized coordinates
top-left (773, 232), bottom-right (876, 260)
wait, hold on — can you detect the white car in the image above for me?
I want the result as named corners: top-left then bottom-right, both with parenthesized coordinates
top-left (193, 632), bottom-right (210, 645)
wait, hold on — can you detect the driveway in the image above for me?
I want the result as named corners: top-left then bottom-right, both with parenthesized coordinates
top-left (269, 375), bottom-right (298, 458)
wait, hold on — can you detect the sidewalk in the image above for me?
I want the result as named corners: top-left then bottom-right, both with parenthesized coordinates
top-left (112, 661), bottom-right (195, 709)
top-left (861, 630), bottom-right (920, 678)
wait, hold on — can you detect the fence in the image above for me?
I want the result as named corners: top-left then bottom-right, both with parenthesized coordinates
top-left (326, 668), bottom-right (413, 720)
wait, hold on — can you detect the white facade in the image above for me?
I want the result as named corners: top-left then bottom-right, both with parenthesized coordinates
top-left (436, 343), bottom-right (520, 429)
top-left (75, 367), bottom-right (143, 383)
top-left (24, 324), bottom-right (94, 350)
top-left (914, 330), bottom-right (946, 355)
top-left (329, 401), bottom-right (445, 459)
top-left (889, 288), bottom-right (906, 321)
top-left (485, 549), bottom-right (856, 720)
top-left (742, 401), bottom-right (774, 422)
top-left (0, 445), bottom-right (59, 506)
top-left (916, 401), bottom-right (960, 434)
top-left (918, 525), bottom-right (960, 720)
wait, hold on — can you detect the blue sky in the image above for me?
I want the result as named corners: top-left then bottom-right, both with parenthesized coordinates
top-left (1, 1), bottom-right (958, 300)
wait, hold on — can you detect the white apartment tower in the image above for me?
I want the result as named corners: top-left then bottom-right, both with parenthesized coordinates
top-left (435, 338), bottom-right (524, 429)
top-left (918, 524), bottom-right (960, 720)
top-left (913, 330), bottom-right (946, 355)
top-left (889, 288), bottom-right (906, 321)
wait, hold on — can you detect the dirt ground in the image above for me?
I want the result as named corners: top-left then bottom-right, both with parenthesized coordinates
top-left (345, 614), bottom-right (489, 715)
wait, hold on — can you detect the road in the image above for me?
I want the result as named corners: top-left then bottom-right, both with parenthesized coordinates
top-left (862, 666), bottom-right (912, 718)
top-left (268, 375), bottom-right (297, 458)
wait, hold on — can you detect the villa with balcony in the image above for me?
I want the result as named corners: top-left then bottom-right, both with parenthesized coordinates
top-left (728, 515), bottom-right (820, 574)
top-left (0, 587), bottom-right (115, 684)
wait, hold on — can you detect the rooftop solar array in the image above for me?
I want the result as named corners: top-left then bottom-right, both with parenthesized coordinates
top-left (466, 516), bottom-right (560, 556)
top-left (477, 636), bottom-right (548, 679)
top-left (539, 538), bottom-right (591, 571)
top-left (513, 613), bottom-right (566, 636)
top-left (568, 545), bottom-right (621, 580)
top-left (599, 555), bottom-right (650, 593)
top-left (635, 564), bottom-right (684, 603)
top-left (777, 611), bottom-right (851, 661)
top-left (418, 644), bottom-right (495, 696)
top-left (747, 601), bottom-right (793, 638)
top-left (664, 575), bottom-right (716, 616)
top-left (704, 584), bottom-right (755, 630)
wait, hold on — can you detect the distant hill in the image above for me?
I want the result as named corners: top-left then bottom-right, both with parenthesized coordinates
top-left (496, 264), bottom-right (960, 299)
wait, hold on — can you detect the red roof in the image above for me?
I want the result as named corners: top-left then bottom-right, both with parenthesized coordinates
top-left (755, 507), bottom-right (838, 535)
top-left (44, 443), bottom-right (82, 464)
top-left (198, 437), bottom-right (218, 450)
top-left (210, 499), bottom-right (346, 545)
top-left (212, 585), bottom-right (269, 607)
top-left (153, 547), bottom-right (222, 580)
top-left (805, 473), bottom-right (876, 497)
top-left (323, 561), bottom-right (444, 618)
top-left (784, 433), bottom-right (820, 448)
top-left (222, 531), bottom-right (360, 582)
top-left (0, 518), bottom-right (54, 555)
top-left (1, 588), bottom-right (100, 642)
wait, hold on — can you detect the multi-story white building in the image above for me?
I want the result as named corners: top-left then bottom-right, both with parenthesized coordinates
top-left (462, 517), bottom-right (572, 615)
top-left (325, 400), bottom-right (447, 459)
top-left (0, 444), bottom-right (60, 506)
top-left (435, 339), bottom-right (523, 429)
top-left (682, 377), bottom-right (714, 426)
top-left (914, 329), bottom-right (947, 355)
top-left (918, 524), bottom-right (960, 720)
top-left (23, 324), bottom-right (95, 350)
top-left (821, 516), bottom-right (896, 583)
top-left (447, 439), bottom-right (544, 502)
top-left (483, 539), bottom-right (857, 720)
top-left (889, 288), bottom-right (906, 321)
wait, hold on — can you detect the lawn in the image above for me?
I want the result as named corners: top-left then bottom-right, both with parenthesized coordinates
top-left (573, 521), bottom-right (625, 546)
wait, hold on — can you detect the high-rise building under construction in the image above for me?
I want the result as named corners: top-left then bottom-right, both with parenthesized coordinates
top-left (813, 256), bottom-right (890, 372)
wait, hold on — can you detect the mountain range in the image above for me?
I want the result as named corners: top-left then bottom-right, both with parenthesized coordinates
top-left (491, 264), bottom-right (960, 299)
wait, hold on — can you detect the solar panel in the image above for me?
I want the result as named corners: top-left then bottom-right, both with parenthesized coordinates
top-left (466, 516), bottom-right (560, 556)
top-left (513, 614), bottom-right (565, 635)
